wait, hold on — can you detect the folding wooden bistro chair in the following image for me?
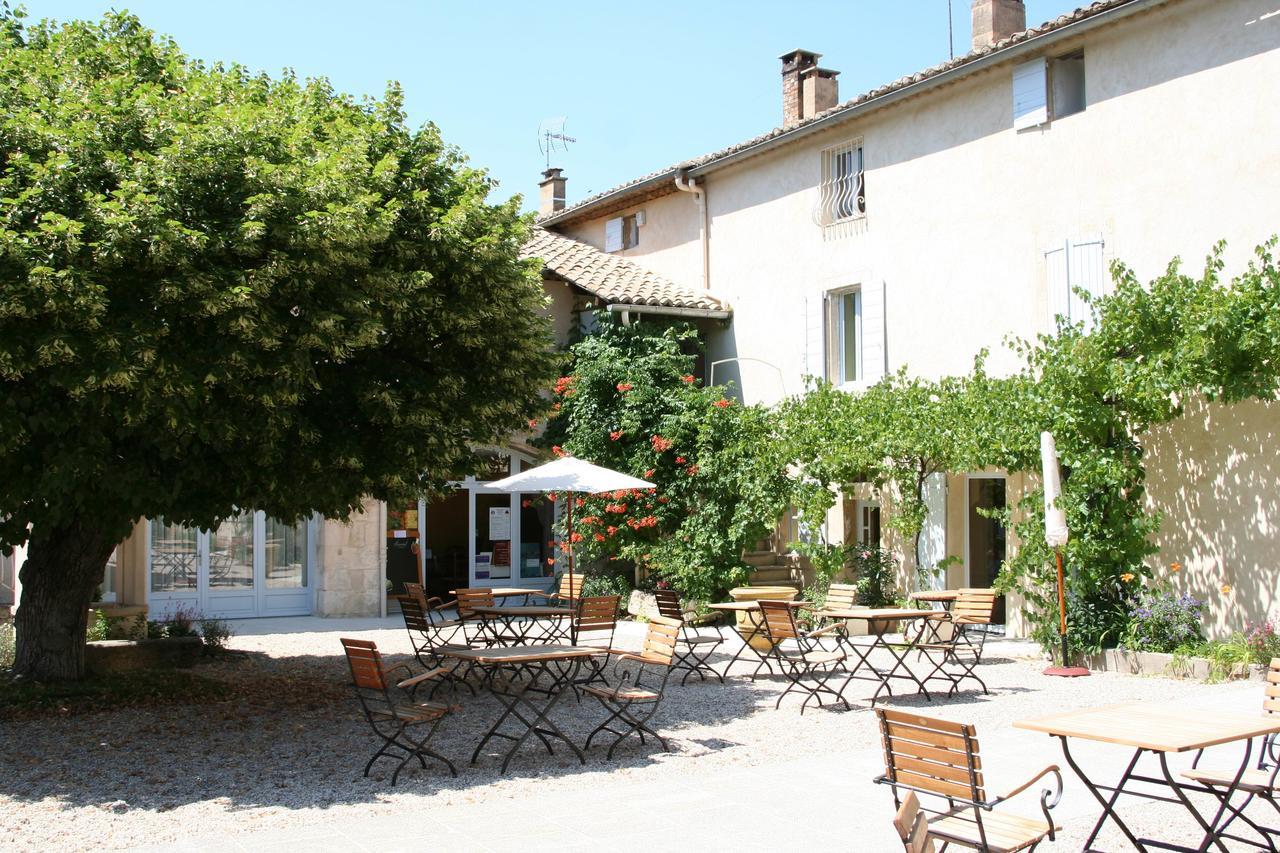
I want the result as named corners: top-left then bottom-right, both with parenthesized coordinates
top-left (1179, 657), bottom-right (1280, 849)
top-left (452, 587), bottom-right (499, 646)
top-left (757, 599), bottom-right (848, 713)
top-left (653, 588), bottom-right (724, 684)
top-left (398, 584), bottom-right (473, 696)
top-left (530, 572), bottom-right (583, 606)
top-left (572, 594), bottom-right (621, 688)
top-left (584, 615), bottom-right (680, 759)
top-left (340, 637), bottom-right (457, 784)
top-left (876, 708), bottom-right (1062, 852)
top-left (915, 588), bottom-right (997, 696)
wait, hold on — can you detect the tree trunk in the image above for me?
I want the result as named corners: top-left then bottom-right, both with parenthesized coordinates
top-left (12, 520), bottom-right (115, 681)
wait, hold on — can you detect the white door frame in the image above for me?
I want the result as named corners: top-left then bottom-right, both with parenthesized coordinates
top-left (466, 449), bottom-right (551, 589)
top-left (962, 472), bottom-right (1007, 587)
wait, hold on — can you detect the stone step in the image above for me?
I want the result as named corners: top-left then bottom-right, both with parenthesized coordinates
top-left (748, 566), bottom-right (799, 585)
top-left (743, 550), bottom-right (784, 567)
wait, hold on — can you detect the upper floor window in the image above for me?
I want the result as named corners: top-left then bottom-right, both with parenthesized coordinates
top-left (1014, 50), bottom-right (1086, 130)
top-left (1045, 234), bottom-right (1108, 331)
top-left (827, 287), bottom-right (862, 385)
top-left (813, 140), bottom-right (865, 231)
top-left (804, 280), bottom-right (885, 389)
top-left (604, 212), bottom-right (641, 252)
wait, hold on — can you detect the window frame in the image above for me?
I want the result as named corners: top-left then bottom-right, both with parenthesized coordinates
top-left (813, 139), bottom-right (866, 230)
top-left (825, 285), bottom-right (863, 386)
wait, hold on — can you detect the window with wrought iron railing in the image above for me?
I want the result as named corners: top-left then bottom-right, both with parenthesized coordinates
top-left (813, 140), bottom-right (865, 230)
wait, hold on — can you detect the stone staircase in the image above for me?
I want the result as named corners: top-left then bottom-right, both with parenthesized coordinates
top-left (743, 548), bottom-right (803, 590)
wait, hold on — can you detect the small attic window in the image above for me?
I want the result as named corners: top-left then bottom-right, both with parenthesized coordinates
top-left (604, 213), bottom-right (641, 253)
top-left (1051, 50), bottom-right (1086, 120)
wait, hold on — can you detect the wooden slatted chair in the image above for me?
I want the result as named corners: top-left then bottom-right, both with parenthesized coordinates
top-left (452, 587), bottom-right (498, 646)
top-left (757, 599), bottom-right (848, 713)
top-left (893, 791), bottom-right (936, 853)
top-left (398, 587), bottom-right (472, 696)
top-left (876, 708), bottom-right (1062, 852)
top-left (815, 582), bottom-right (860, 648)
top-left (530, 572), bottom-right (583, 606)
top-left (653, 588), bottom-right (724, 684)
top-left (1180, 657), bottom-right (1280, 847)
top-left (573, 594), bottom-right (621, 687)
top-left (340, 637), bottom-right (457, 784)
top-left (583, 615), bottom-right (681, 759)
top-left (915, 588), bottom-right (997, 695)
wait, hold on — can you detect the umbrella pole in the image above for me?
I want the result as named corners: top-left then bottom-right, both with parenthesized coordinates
top-left (565, 492), bottom-right (574, 597)
top-left (1044, 547), bottom-right (1090, 677)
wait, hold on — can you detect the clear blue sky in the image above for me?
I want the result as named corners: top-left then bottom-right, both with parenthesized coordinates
top-left (32, 1), bottom-right (1084, 212)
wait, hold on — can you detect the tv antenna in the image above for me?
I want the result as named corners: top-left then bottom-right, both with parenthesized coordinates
top-left (538, 117), bottom-right (576, 170)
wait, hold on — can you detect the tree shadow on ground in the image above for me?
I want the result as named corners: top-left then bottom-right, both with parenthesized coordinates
top-left (0, 627), bottom-right (1024, 813)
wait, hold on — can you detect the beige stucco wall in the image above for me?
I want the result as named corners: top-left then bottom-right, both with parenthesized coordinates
top-left (1143, 396), bottom-right (1280, 638)
top-left (315, 497), bottom-right (385, 617)
top-left (550, 0), bottom-right (1280, 637)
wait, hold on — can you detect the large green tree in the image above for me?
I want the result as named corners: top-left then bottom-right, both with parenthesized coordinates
top-left (0, 10), bottom-right (558, 679)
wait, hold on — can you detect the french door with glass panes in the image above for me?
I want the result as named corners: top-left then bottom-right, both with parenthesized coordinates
top-left (148, 512), bottom-right (314, 619)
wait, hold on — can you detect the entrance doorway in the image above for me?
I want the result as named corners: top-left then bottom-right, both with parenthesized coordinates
top-left (965, 476), bottom-right (1007, 624)
top-left (148, 513), bottom-right (314, 619)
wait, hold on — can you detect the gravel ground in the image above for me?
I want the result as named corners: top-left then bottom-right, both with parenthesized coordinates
top-left (0, 616), bottom-right (1265, 852)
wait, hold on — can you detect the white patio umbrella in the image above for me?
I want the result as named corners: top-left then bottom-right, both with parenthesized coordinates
top-left (484, 456), bottom-right (655, 595)
top-left (1040, 431), bottom-right (1089, 677)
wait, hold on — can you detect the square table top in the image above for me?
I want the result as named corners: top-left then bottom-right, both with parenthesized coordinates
top-left (1014, 702), bottom-right (1280, 752)
top-left (439, 644), bottom-right (605, 665)
top-left (471, 605), bottom-right (575, 618)
top-left (707, 600), bottom-right (807, 612)
top-left (818, 608), bottom-right (947, 621)
top-left (450, 587), bottom-right (543, 598)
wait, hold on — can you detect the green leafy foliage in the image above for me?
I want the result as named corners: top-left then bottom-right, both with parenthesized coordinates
top-left (539, 316), bottom-right (792, 603)
top-left (0, 9), bottom-right (558, 677)
top-left (0, 9), bottom-right (558, 547)
top-left (779, 239), bottom-right (1280, 654)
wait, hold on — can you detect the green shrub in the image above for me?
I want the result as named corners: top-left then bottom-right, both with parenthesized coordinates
top-left (1122, 590), bottom-right (1206, 653)
top-left (198, 618), bottom-right (234, 653)
top-left (850, 546), bottom-right (897, 608)
top-left (580, 571), bottom-right (633, 605)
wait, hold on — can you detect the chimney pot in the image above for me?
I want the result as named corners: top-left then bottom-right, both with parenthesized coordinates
top-left (539, 167), bottom-right (566, 215)
top-left (779, 49), bottom-right (839, 127)
top-left (971, 0), bottom-right (1027, 51)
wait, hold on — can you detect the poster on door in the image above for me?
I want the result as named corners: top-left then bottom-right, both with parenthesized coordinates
top-left (488, 507), bottom-right (511, 540)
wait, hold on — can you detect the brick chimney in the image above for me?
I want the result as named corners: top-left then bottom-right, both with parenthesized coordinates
top-left (780, 49), bottom-right (840, 127)
top-left (971, 0), bottom-right (1027, 50)
top-left (538, 167), bottom-right (566, 215)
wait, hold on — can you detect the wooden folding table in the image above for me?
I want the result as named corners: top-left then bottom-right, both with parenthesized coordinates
top-left (817, 607), bottom-right (948, 704)
top-left (440, 644), bottom-right (606, 773)
top-left (1016, 702), bottom-right (1280, 851)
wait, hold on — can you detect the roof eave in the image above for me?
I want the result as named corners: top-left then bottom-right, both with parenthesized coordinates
top-left (540, 0), bottom-right (1164, 226)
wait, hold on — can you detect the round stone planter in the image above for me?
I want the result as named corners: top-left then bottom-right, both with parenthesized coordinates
top-left (729, 585), bottom-right (797, 651)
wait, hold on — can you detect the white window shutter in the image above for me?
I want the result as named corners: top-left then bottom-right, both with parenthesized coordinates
top-left (1013, 59), bottom-right (1048, 129)
top-left (1045, 242), bottom-right (1070, 327)
top-left (603, 217), bottom-right (623, 252)
top-left (1069, 236), bottom-right (1107, 332)
top-left (803, 293), bottom-right (826, 384)
top-left (860, 279), bottom-right (886, 383)
top-left (919, 472), bottom-right (947, 589)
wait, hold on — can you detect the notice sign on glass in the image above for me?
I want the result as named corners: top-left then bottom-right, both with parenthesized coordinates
top-left (488, 507), bottom-right (511, 540)
top-left (492, 541), bottom-right (511, 567)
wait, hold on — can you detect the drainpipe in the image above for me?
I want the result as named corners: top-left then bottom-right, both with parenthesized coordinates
top-left (674, 167), bottom-right (710, 291)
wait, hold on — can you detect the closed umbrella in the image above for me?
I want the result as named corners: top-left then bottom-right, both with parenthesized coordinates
top-left (1041, 431), bottom-right (1089, 677)
top-left (485, 456), bottom-right (655, 597)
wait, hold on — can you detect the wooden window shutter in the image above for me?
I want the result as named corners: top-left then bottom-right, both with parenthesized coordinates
top-left (1013, 58), bottom-right (1048, 130)
top-left (803, 293), bottom-right (827, 385)
top-left (920, 472), bottom-right (947, 589)
top-left (1045, 241), bottom-right (1070, 327)
top-left (604, 217), bottom-right (623, 252)
top-left (1069, 236), bottom-right (1107, 332)
top-left (860, 279), bottom-right (887, 383)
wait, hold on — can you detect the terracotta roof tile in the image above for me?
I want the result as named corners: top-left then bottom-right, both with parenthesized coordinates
top-left (522, 228), bottom-right (729, 314)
